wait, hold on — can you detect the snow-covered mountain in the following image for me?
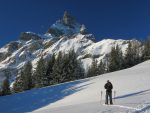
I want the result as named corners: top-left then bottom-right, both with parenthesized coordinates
top-left (0, 59), bottom-right (150, 113)
top-left (0, 11), bottom-right (141, 85)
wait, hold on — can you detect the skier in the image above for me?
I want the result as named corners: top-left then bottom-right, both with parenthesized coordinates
top-left (104, 80), bottom-right (113, 105)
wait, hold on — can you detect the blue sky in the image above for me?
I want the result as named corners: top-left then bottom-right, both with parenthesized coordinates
top-left (0, 0), bottom-right (150, 47)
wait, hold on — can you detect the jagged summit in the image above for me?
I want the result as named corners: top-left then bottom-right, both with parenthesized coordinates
top-left (18, 11), bottom-right (94, 41)
top-left (62, 11), bottom-right (76, 26)
top-left (46, 11), bottom-right (90, 37)
top-left (19, 11), bottom-right (95, 41)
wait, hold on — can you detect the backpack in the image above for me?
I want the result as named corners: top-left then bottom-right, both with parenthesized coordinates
top-left (105, 82), bottom-right (113, 91)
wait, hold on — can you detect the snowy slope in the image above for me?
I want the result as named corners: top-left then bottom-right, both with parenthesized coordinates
top-left (84, 39), bottom-right (129, 56)
top-left (81, 39), bottom-right (130, 69)
top-left (0, 31), bottom-right (134, 84)
top-left (0, 60), bottom-right (150, 113)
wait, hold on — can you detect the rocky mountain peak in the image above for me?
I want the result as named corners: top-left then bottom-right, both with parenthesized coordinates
top-left (46, 11), bottom-right (95, 41)
top-left (62, 11), bottom-right (76, 26)
top-left (47, 11), bottom-right (81, 37)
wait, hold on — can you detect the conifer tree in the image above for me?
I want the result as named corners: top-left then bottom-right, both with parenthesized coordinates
top-left (108, 45), bottom-right (123, 72)
top-left (108, 47), bottom-right (117, 72)
top-left (13, 61), bottom-right (33, 93)
top-left (63, 50), bottom-right (84, 81)
top-left (87, 59), bottom-right (98, 77)
top-left (1, 77), bottom-right (10, 95)
top-left (51, 52), bottom-right (64, 84)
top-left (132, 40), bottom-right (141, 64)
top-left (23, 61), bottom-right (33, 90)
top-left (124, 41), bottom-right (133, 67)
top-left (51, 50), bottom-right (85, 84)
top-left (143, 37), bottom-right (150, 60)
top-left (66, 50), bottom-right (78, 80)
top-left (12, 70), bottom-right (24, 93)
top-left (124, 41), bottom-right (141, 67)
top-left (115, 45), bottom-right (124, 69)
top-left (60, 52), bottom-right (71, 82)
top-left (75, 60), bottom-right (85, 79)
top-left (33, 56), bottom-right (47, 88)
top-left (97, 61), bottom-right (106, 75)
top-left (46, 54), bottom-right (56, 85)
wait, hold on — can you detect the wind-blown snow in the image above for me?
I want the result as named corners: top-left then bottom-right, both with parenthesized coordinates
top-left (0, 60), bottom-right (150, 113)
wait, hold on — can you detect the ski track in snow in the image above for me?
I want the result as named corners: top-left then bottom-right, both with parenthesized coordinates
top-left (93, 104), bottom-right (150, 113)
top-left (133, 104), bottom-right (150, 113)
top-left (104, 104), bottom-right (140, 110)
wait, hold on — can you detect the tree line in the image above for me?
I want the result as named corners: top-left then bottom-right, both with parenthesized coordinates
top-left (1, 38), bottom-right (150, 96)
top-left (1, 50), bottom-right (84, 95)
top-left (87, 38), bottom-right (150, 76)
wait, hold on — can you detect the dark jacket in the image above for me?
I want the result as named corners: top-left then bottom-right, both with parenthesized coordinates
top-left (104, 81), bottom-right (113, 92)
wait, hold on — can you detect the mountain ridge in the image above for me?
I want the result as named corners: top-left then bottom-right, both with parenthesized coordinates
top-left (0, 11), bottom-right (141, 86)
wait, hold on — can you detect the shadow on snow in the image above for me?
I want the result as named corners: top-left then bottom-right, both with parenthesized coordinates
top-left (114, 89), bottom-right (150, 99)
top-left (0, 79), bottom-right (93, 113)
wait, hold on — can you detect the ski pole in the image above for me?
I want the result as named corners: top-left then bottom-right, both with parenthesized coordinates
top-left (114, 90), bottom-right (116, 103)
top-left (100, 91), bottom-right (103, 103)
